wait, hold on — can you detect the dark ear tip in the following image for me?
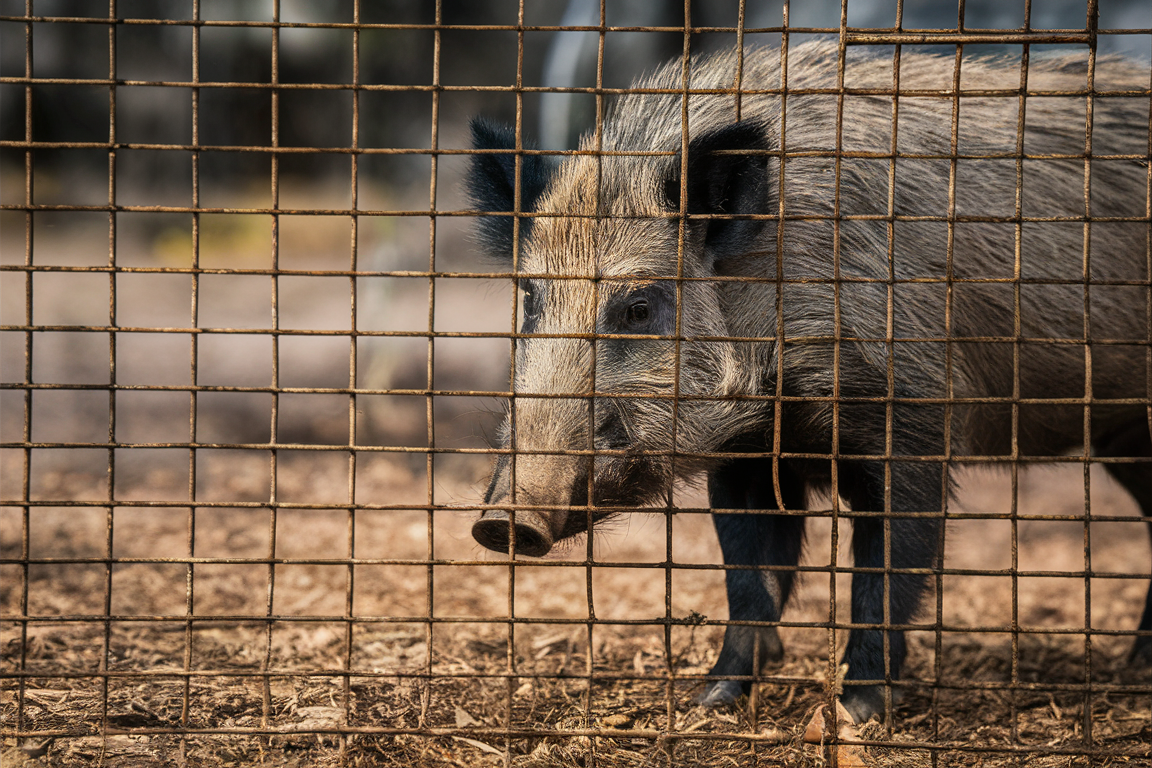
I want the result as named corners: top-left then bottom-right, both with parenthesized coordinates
top-left (470, 117), bottom-right (503, 147)
top-left (470, 117), bottom-right (521, 151)
top-left (464, 117), bottom-right (552, 261)
top-left (677, 119), bottom-right (773, 252)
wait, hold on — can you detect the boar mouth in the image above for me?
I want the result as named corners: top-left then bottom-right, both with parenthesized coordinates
top-left (472, 454), bottom-right (665, 557)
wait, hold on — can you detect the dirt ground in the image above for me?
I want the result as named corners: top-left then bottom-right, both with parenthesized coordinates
top-left (1, 455), bottom-right (1150, 767)
top-left (2, 202), bottom-right (1150, 767)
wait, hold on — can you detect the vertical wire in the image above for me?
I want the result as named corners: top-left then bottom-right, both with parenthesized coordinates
top-left (507, 2), bottom-right (527, 761)
top-left (262, 0), bottom-right (282, 738)
top-left (16, 0), bottom-right (34, 740)
top-left (182, 0), bottom-right (202, 758)
top-left (666, 2), bottom-right (693, 763)
top-left (1080, 0), bottom-right (1100, 748)
top-left (341, 2), bottom-right (363, 759)
top-left (733, 0), bottom-right (752, 745)
top-left (832, 0), bottom-right (849, 738)
top-left (907, 0), bottom-right (947, 755)
top-left (883, 0), bottom-right (905, 744)
top-left (579, 1), bottom-right (607, 757)
top-left (733, 0), bottom-right (745, 122)
top-left (421, 0), bottom-right (443, 730)
top-left (770, 1), bottom-right (792, 687)
top-left (660, 0), bottom-right (686, 753)
top-left (100, 0), bottom-right (119, 750)
top-left (809, 0), bottom-right (841, 727)
top-left (503, 0), bottom-right (522, 745)
top-left (1140, 42), bottom-right (1152, 755)
top-left (1144, 17), bottom-right (1152, 678)
top-left (944, 4), bottom-right (968, 751)
top-left (1008, 0), bottom-right (1033, 753)
top-left (928, 0), bottom-right (966, 755)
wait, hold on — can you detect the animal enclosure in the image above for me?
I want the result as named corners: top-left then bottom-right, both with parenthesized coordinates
top-left (1, 2), bottom-right (1150, 767)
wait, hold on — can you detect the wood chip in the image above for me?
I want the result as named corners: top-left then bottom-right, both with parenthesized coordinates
top-left (600, 712), bottom-right (634, 728)
top-left (681, 717), bottom-right (710, 733)
top-left (831, 743), bottom-right (870, 768)
top-left (530, 631), bottom-right (570, 651)
top-left (758, 727), bottom-right (790, 744)
top-left (454, 705), bottom-right (479, 727)
top-left (803, 701), bottom-right (870, 767)
top-left (802, 700), bottom-right (858, 744)
top-left (450, 736), bottom-right (504, 756)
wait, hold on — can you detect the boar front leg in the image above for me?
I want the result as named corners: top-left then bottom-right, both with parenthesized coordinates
top-left (838, 459), bottom-right (945, 725)
top-left (699, 458), bottom-right (806, 707)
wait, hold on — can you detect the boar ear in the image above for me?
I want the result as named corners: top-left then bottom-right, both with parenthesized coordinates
top-left (664, 121), bottom-right (771, 257)
top-left (466, 118), bottom-right (550, 260)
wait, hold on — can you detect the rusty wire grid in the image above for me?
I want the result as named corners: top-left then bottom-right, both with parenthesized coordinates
top-left (1, 1), bottom-right (1150, 767)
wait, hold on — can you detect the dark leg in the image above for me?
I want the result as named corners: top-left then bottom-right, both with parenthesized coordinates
top-left (839, 459), bottom-right (945, 724)
top-left (699, 458), bottom-right (807, 706)
top-left (1096, 420), bottom-right (1152, 665)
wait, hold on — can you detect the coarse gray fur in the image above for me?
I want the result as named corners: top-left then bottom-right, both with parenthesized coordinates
top-left (470, 41), bottom-right (1152, 724)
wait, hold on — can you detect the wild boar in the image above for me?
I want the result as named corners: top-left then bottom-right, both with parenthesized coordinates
top-left (466, 41), bottom-right (1151, 724)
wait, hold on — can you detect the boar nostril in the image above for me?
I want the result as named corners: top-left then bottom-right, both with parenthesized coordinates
top-left (472, 510), bottom-right (554, 557)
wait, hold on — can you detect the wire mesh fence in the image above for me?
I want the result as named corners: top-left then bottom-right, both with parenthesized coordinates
top-left (1, 1), bottom-right (1150, 766)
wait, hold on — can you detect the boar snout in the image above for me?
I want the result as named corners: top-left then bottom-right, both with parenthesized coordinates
top-left (472, 509), bottom-right (555, 557)
top-left (473, 439), bottom-right (591, 558)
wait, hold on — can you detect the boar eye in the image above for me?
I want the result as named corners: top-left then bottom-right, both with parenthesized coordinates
top-left (625, 298), bottom-right (650, 327)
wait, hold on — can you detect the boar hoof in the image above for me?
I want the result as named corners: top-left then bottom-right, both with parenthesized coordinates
top-left (840, 684), bottom-right (905, 725)
top-left (839, 689), bottom-right (879, 726)
top-left (472, 510), bottom-right (554, 557)
top-left (696, 680), bottom-right (745, 708)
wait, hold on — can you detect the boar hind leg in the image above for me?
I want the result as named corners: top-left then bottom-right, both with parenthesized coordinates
top-left (839, 460), bottom-right (945, 725)
top-left (699, 458), bottom-right (806, 707)
top-left (1097, 420), bottom-right (1152, 665)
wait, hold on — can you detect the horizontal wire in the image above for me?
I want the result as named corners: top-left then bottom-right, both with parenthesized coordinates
top-left (5, 140), bottom-right (1152, 162)
top-left (2, 263), bottom-right (1152, 286)
top-left (3, 328), bottom-right (1150, 350)
top-left (0, 614), bottom-right (1147, 639)
top-left (0, 497), bottom-right (1144, 523)
top-left (1, 14), bottom-right (1148, 36)
top-left (1, 556), bottom-right (1148, 581)
top-left (0, 722), bottom-right (1145, 758)
top-left (5, 440), bottom-right (1152, 461)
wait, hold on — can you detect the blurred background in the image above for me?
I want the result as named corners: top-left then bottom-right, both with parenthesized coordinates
top-left (2, 0), bottom-right (1148, 463)
top-left (4, 1), bottom-right (1149, 181)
